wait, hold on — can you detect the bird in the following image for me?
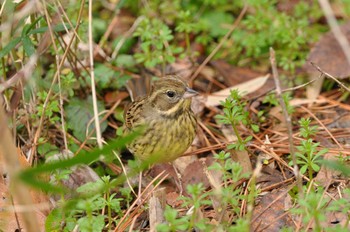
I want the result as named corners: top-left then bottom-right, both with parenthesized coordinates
top-left (124, 76), bottom-right (198, 164)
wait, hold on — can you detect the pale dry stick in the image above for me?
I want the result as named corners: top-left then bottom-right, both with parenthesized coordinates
top-left (300, 105), bottom-right (344, 150)
top-left (255, 74), bottom-right (323, 100)
top-left (280, 74), bottom-right (324, 93)
top-left (239, 160), bottom-right (262, 217)
top-left (189, 4), bottom-right (248, 82)
top-left (32, 0), bottom-right (85, 163)
top-left (0, 0), bottom-right (7, 16)
top-left (0, 98), bottom-right (39, 232)
top-left (41, 0), bottom-right (68, 150)
top-left (55, 0), bottom-right (83, 42)
top-left (111, 16), bottom-right (145, 60)
top-left (318, 0), bottom-right (350, 65)
top-left (109, 148), bottom-right (138, 198)
top-left (269, 48), bottom-right (303, 196)
top-left (128, 216), bottom-right (138, 232)
top-left (88, 0), bottom-right (103, 148)
top-left (114, 171), bottom-right (169, 231)
top-left (311, 62), bottom-right (350, 92)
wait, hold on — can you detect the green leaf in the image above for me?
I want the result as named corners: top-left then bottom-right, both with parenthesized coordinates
top-left (18, 131), bottom-right (140, 192)
top-left (311, 163), bottom-right (320, 172)
top-left (201, 11), bottom-right (234, 37)
top-left (0, 37), bottom-right (21, 59)
top-left (22, 36), bottom-right (35, 56)
top-left (78, 215), bottom-right (105, 232)
top-left (45, 208), bottom-right (63, 231)
top-left (251, 124), bottom-right (259, 132)
top-left (300, 165), bottom-right (307, 174)
top-left (28, 23), bottom-right (73, 35)
top-left (65, 96), bottom-right (107, 142)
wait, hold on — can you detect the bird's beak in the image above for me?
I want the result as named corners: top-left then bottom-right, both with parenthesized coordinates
top-left (183, 87), bottom-right (199, 99)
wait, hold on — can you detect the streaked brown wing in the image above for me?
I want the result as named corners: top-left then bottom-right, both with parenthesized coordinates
top-left (124, 96), bottom-right (146, 129)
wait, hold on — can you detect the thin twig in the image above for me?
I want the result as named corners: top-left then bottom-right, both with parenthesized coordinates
top-left (311, 62), bottom-right (350, 92)
top-left (269, 47), bottom-right (303, 196)
top-left (111, 16), bottom-right (145, 60)
top-left (88, 0), bottom-right (102, 148)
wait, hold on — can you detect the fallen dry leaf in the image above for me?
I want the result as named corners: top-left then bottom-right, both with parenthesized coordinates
top-left (304, 21), bottom-right (350, 100)
top-left (314, 153), bottom-right (343, 187)
top-left (251, 189), bottom-right (294, 231)
top-left (205, 74), bottom-right (270, 107)
top-left (182, 158), bottom-right (214, 192)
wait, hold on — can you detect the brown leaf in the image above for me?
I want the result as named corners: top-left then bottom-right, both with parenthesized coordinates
top-left (104, 91), bottom-right (129, 104)
top-left (304, 21), bottom-right (350, 78)
top-left (314, 153), bottom-right (342, 187)
top-left (251, 189), bottom-right (294, 231)
top-left (165, 192), bottom-right (183, 208)
top-left (0, 183), bottom-right (46, 232)
top-left (205, 74), bottom-right (270, 107)
top-left (304, 21), bottom-right (350, 99)
top-left (182, 158), bottom-right (214, 192)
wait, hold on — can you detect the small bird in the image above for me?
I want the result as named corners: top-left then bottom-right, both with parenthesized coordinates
top-left (124, 76), bottom-right (198, 164)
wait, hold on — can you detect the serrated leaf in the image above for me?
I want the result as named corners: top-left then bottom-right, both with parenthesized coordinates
top-left (65, 96), bottom-right (107, 142)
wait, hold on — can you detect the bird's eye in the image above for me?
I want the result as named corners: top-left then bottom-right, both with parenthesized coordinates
top-left (166, 90), bottom-right (176, 98)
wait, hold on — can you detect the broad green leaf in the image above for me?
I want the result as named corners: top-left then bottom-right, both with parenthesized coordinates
top-left (65, 96), bottom-right (107, 142)
top-left (28, 23), bottom-right (73, 34)
top-left (22, 36), bottom-right (35, 56)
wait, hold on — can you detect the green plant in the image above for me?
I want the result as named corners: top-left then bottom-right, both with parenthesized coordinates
top-left (133, 18), bottom-right (183, 71)
top-left (36, 91), bottom-right (60, 124)
top-left (209, 151), bottom-right (251, 229)
top-left (299, 118), bottom-right (318, 138)
top-left (292, 118), bottom-right (328, 180)
top-left (292, 189), bottom-right (328, 231)
top-left (157, 206), bottom-right (191, 231)
top-left (216, 90), bottom-right (258, 151)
